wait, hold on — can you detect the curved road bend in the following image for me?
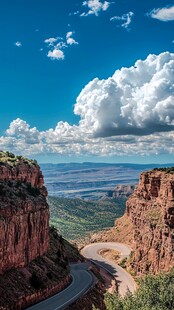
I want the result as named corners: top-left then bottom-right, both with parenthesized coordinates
top-left (82, 242), bottom-right (136, 297)
top-left (27, 262), bottom-right (94, 310)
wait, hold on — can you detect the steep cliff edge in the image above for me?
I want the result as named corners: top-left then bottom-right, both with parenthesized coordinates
top-left (0, 151), bottom-right (49, 274)
top-left (0, 152), bottom-right (83, 309)
top-left (91, 168), bottom-right (174, 275)
top-left (126, 168), bottom-right (174, 275)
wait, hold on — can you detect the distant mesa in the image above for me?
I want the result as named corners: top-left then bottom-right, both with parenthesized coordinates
top-left (104, 185), bottom-right (135, 199)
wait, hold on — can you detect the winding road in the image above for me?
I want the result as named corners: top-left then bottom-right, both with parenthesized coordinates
top-left (27, 262), bottom-right (94, 310)
top-left (82, 242), bottom-right (136, 296)
top-left (27, 242), bottom-right (136, 309)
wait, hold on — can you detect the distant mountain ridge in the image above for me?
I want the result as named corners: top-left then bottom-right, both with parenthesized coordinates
top-left (40, 162), bottom-right (174, 199)
top-left (40, 162), bottom-right (174, 169)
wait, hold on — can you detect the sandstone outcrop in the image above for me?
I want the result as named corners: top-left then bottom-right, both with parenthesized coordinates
top-left (0, 152), bottom-right (50, 274)
top-left (126, 169), bottom-right (174, 275)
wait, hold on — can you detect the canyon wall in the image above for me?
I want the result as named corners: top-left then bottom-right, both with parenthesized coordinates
top-left (126, 169), bottom-right (174, 274)
top-left (0, 154), bottom-right (50, 274)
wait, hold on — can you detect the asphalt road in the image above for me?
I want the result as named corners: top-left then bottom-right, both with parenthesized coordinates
top-left (27, 262), bottom-right (94, 310)
top-left (82, 242), bottom-right (136, 296)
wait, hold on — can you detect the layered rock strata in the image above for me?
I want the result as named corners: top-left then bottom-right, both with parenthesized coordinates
top-left (0, 156), bottom-right (49, 274)
top-left (106, 185), bottom-right (135, 199)
top-left (126, 169), bottom-right (174, 274)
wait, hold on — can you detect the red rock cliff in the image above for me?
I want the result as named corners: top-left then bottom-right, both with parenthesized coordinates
top-left (0, 154), bottom-right (50, 274)
top-left (126, 169), bottom-right (174, 275)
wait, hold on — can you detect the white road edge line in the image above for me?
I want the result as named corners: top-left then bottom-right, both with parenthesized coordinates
top-left (54, 271), bottom-right (94, 310)
top-left (82, 243), bottom-right (137, 293)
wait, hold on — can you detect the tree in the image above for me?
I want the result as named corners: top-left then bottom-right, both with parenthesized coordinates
top-left (104, 269), bottom-right (174, 310)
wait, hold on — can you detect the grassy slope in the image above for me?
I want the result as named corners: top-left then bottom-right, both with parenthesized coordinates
top-left (91, 214), bottom-right (134, 245)
top-left (48, 196), bottom-right (126, 241)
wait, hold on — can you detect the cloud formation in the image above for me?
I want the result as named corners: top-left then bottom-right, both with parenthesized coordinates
top-left (3, 119), bottom-right (174, 158)
top-left (110, 12), bottom-right (134, 30)
top-left (149, 5), bottom-right (174, 21)
top-left (44, 37), bottom-right (60, 46)
top-left (74, 52), bottom-right (174, 137)
top-left (6, 118), bottom-right (40, 144)
top-left (15, 41), bottom-right (22, 47)
top-left (2, 52), bottom-right (174, 158)
top-left (66, 32), bottom-right (78, 45)
top-left (45, 32), bottom-right (78, 60)
top-left (81, 0), bottom-right (111, 17)
top-left (47, 49), bottom-right (65, 60)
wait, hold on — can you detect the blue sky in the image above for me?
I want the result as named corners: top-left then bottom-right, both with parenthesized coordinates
top-left (0, 0), bottom-right (174, 163)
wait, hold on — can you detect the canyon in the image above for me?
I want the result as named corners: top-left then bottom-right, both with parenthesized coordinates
top-left (0, 151), bottom-right (174, 309)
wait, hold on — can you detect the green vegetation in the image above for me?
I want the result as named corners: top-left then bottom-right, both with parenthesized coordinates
top-left (104, 269), bottom-right (174, 310)
top-left (49, 226), bottom-right (83, 262)
top-left (48, 196), bottom-right (126, 241)
top-left (153, 167), bottom-right (174, 173)
top-left (0, 151), bottom-right (38, 166)
top-left (119, 257), bottom-right (127, 268)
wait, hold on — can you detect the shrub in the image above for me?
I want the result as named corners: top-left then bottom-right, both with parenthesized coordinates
top-left (119, 257), bottom-right (127, 268)
top-left (153, 167), bottom-right (174, 173)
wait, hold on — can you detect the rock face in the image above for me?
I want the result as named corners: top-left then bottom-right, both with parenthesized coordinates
top-left (126, 169), bottom-right (174, 275)
top-left (0, 154), bottom-right (50, 274)
top-left (0, 161), bottom-right (45, 189)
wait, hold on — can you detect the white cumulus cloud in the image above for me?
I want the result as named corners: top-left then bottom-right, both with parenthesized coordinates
top-left (149, 5), bottom-right (174, 21)
top-left (110, 12), bottom-right (134, 30)
top-left (74, 52), bottom-right (174, 137)
top-left (2, 52), bottom-right (174, 158)
top-left (47, 49), bottom-right (65, 60)
top-left (44, 32), bottom-right (78, 61)
top-left (81, 0), bottom-right (111, 16)
top-left (15, 41), bottom-right (22, 47)
top-left (6, 118), bottom-right (40, 144)
top-left (44, 37), bottom-right (59, 46)
top-left (66, 31), bottom-right (78, 45)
